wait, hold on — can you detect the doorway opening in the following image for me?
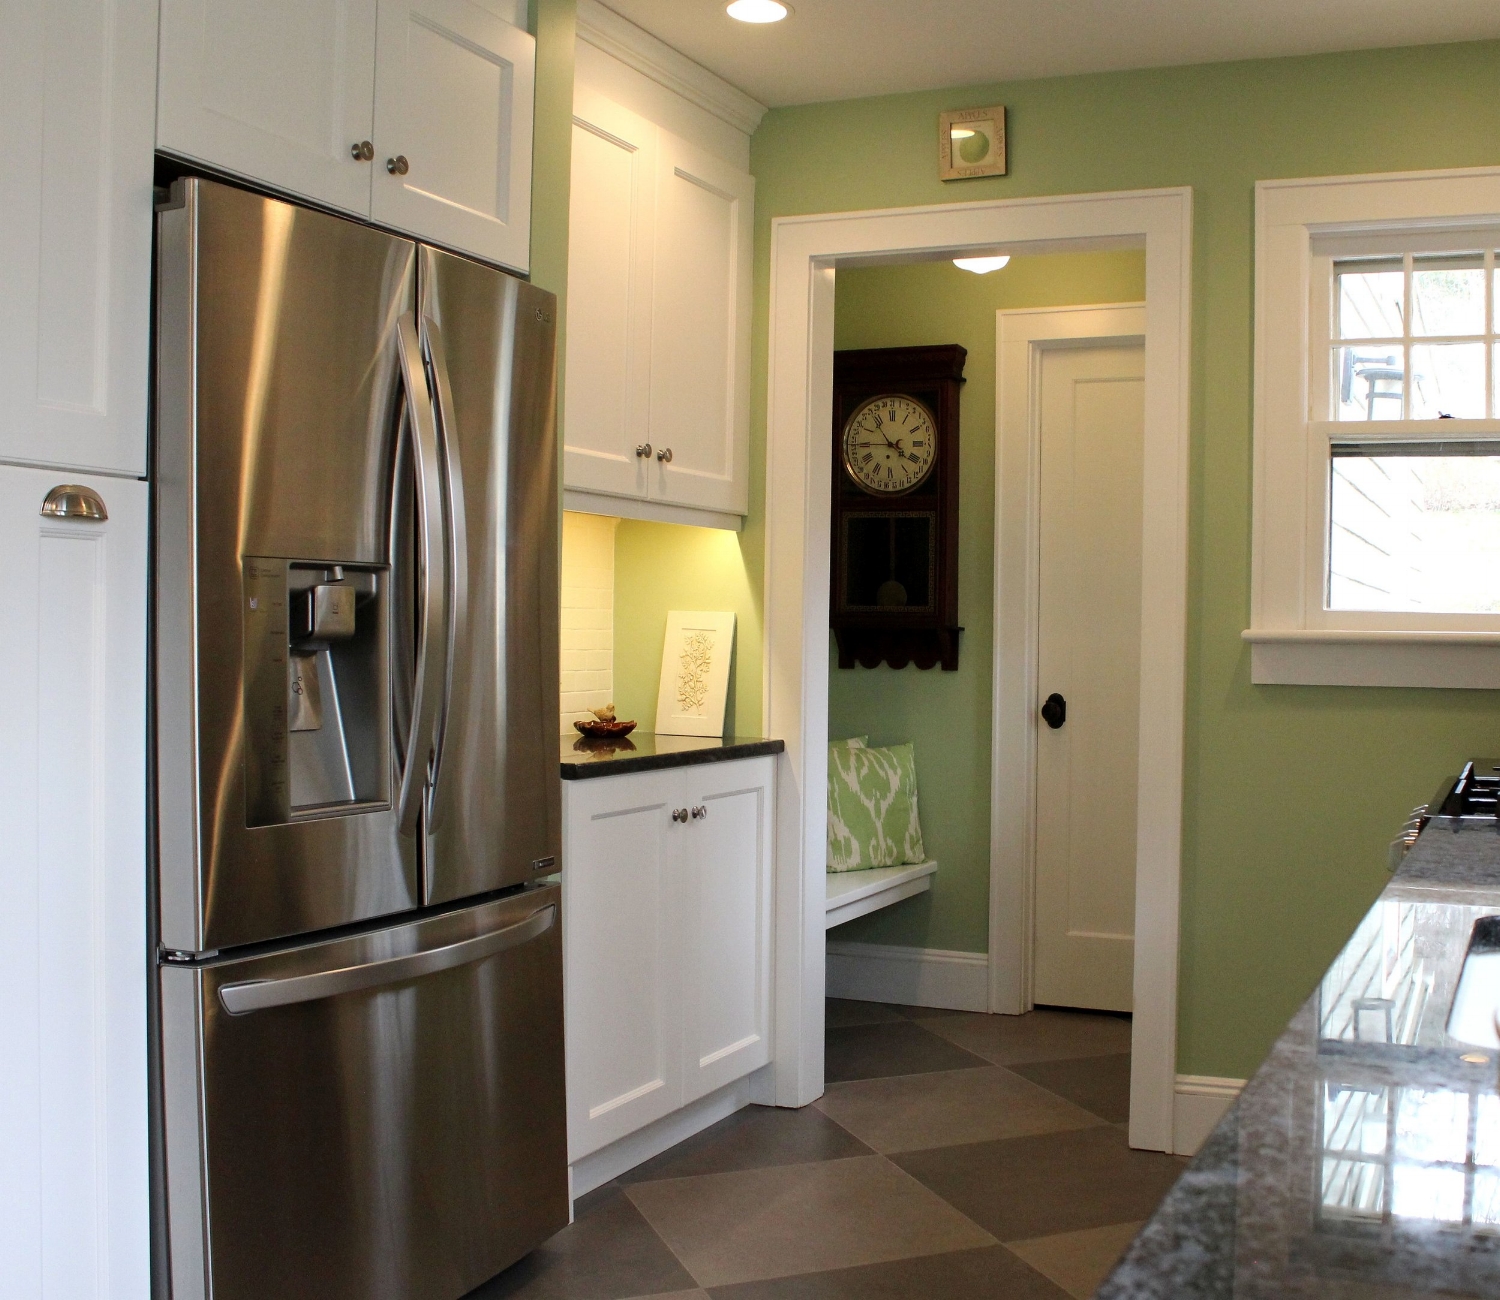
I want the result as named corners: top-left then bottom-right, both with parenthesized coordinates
top-left (762, 188), bottom-right (1191, 1153)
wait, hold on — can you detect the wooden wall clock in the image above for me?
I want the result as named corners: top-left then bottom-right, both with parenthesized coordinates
top-left (831, 344), bottom-right (965, 671)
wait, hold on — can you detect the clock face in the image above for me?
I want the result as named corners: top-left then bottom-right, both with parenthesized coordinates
top-left (841, 394), bottom-right (937, 495)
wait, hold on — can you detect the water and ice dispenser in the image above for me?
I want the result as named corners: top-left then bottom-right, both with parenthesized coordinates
top-left (243, 558), bottom-right (390, 825)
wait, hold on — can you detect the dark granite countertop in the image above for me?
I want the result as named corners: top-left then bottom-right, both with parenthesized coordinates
top-left (559, 733), bottom-right (784, 780)
top-left (1100, 821), bottom-right (1500, 1298)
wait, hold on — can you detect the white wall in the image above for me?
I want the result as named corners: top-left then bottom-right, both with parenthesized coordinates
top-left (561, 510), bottom-right (619, 732)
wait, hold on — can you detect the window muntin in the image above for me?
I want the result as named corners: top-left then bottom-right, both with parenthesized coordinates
top-left (1331, 252), bottom-right (1498, 422)
top-left (1328, 442), bottom-right (1500, 613)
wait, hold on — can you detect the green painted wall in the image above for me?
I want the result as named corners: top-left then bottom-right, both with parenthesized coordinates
top-left (828, 251), bottom-right (1146, 953)
top-left (612, 519), bottom-right (762, 735)
top-left (750, 41), bottom-right (1500, 1079)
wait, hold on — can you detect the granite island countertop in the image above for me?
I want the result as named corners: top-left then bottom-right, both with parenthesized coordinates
top-left (1100, 820), bottom-right (1500, 1298)
top-left (559, 733), bottom-right (784, 780)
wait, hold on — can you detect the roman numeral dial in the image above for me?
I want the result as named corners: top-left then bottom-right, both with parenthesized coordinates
top-left (840, 394), bottom-right (937, 495)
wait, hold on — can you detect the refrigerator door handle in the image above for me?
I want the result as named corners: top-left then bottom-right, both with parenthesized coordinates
top-left (217, 903), bottom-right (556, 1014)
top-left (394, 310), bottom-right (447, 838)
top-left (420, 315), bottom-right (467, 834)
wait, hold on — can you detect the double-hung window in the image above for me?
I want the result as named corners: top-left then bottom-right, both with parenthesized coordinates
top-left (1251, 168), bottom-right (1500, 687)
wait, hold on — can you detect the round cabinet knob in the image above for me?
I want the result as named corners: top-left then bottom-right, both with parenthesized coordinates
top-left (1040, 692), bottom-right (1067, 730)
top-left (40, 483), bottom-right (108, 521)
top-left (656, 447), bottom-right (673, 463)
top-left (350, 140), bottom-right (374, 162)
top-left (671, 808), bottom-right (690, 823)
top-left (386, 155), bottom-right (410, 176)
top-left (691, 805), bottom-right (707, 820)
top-left (635, 443), bottom-right (653, 458)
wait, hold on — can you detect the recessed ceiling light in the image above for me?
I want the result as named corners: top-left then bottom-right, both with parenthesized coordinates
top-left (952, 255), bottom-right (1011, 274)
top-left (727, 0), bottom-right (790, 22)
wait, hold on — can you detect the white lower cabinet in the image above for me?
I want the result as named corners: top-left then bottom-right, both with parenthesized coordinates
top-left (563, 755), bottom-right (774, 1163)
top-left (0, 467), bottom-right (149, 1300)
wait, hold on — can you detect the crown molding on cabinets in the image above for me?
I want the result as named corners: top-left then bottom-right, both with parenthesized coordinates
top-left (576, 0), bottom-right (767, 136)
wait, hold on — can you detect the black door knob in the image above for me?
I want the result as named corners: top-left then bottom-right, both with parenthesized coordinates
top-left (1041, 692), bottom-right (1067, 729)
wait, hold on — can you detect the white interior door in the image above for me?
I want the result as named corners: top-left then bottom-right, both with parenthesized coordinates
top-left (370, 0), bottom-right (533, 271)
top-left (647, 132), bottom-right (753, 514)
top-left (563, 88), bottom-right (656, 500)
top-left (1034, 342), bottom-right (1145, 1013)
top-left (156, 0), bottom-right (378, 216)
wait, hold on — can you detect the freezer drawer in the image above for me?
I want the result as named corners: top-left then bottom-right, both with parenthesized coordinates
top-left (160, 885), bottom-right (567, 1300)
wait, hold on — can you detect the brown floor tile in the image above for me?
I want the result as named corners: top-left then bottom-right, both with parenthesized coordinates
top-left (470, 1184), bottom-right (697, 1300)
top-left (891, 1125), bottom-right (1182, 1242)
top-left (623, 1154), bottom-right (995, 1288)
top-left (619, 1104), bottom-right (871, 1184)
top-left (919, 1008), bottom-right (1131, 1067)
top-left (704, 1244), bottom-right (1071, 1298)
top-left (1004, 1221), bottom-right (1143, 1299)
top-left (1010, 1053), bottom-right (1133, 1123)
top-left (814, 1066), bottom-right (1101, 1154)
top-left (824, 1020), bottom-right (989, 1083)
top-left (825, 998), bottom-right (905, 1028)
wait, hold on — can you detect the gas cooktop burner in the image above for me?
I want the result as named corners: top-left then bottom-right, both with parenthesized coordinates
top-left (1432, 759), bottom-right (1500, 821)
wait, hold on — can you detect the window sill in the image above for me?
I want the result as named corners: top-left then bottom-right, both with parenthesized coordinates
top-left (1243, 629), bottom-right (1500, 689)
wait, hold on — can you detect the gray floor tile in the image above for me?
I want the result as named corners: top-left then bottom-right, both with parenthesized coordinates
top-left (1011, 1053), bottom-right (1133, 1123)
top-left (470, 1184), bottom-right (697, 1300)
top-left (704, 1244), bottom-right (1070, 1298)
top-left (623, 1154), bottom-right (995, 1287)
top-left (814, 1065), bottom-right (1101, 1153)
top-left (619, 1104), bottom-right (871, 1183)
top-left (1005, 1221), bottom-right (1144, 1300)
top-left (889, 1002), bottom-right (963, 1021)
top-left (892, 1125), bottom-right (1183, 1242)
top-left (824, 1019), bottom-right (989, 1083)
top-left (824, 998), bottom-right (905, 1028)
top-left (919, 1007), bottom-right (1131, 1066)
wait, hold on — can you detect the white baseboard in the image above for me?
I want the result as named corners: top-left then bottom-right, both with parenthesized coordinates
top-left (825, 941), bottom-right (989, 1012)
top-left (1172, 1074), bottom-right (1244, 1156)
top-left (569, 1072), bottom-right (760, 1199)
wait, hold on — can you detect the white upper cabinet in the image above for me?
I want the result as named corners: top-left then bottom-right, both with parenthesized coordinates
top-left (157, 0), bottom-right (533, 271)
top-left (563, 88), bottom-right (657, 499)
top-left (0, 0), bottom-right (157, 475)
top-left (648, 134), bottom-right (753, 516)
top-left (370, 0), bottom-right (534, 271)
top-left (157, 0), bottom-right (379, 217)
top-left (563, 24), bottom-right (761, 526)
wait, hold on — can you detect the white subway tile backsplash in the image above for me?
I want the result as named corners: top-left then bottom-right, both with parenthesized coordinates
top-left (560, 512), bottom-right (618, 733)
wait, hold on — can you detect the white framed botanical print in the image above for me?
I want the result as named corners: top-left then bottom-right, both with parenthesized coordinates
top-left (655, 611), bottom-right (736, 737)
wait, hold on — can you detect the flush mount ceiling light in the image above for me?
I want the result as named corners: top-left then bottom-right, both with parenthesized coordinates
top-left (952, 255), bottom-right (1011, 274)
top-left (726, 0), bottom-right (790, 22)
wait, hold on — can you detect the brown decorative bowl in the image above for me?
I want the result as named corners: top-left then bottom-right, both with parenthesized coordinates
top-left (574, 718), bottom-right (637, 739)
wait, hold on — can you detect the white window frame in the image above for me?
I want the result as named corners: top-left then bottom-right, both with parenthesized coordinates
top-left (1249, 166), bottom-right (1500, 688)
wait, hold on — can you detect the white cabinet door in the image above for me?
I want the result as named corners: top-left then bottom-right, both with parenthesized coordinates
top-left (563, 89), bottom-right (656, 500)
top-left (0, 0), bottom-right (156, 475)
top-left (647, 133), bottom-right (753, 515)
top-left (563, 772), bottom-right (683, 1162)
top-left (677, 757), bottom-right (774, 1103)
top-left (370, 0), bottom-right (534, 272)
top-left (0, 469), bottom-right (149, 1300)
top-left (157, 0), bottom-right (379, 216)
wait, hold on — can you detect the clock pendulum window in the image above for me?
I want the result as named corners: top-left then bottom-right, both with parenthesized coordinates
top-left (830, 345), bottom-right (966, 670)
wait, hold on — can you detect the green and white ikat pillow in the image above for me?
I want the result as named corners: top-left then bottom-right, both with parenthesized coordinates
top-left (826, 740), bottom-right (925, 873)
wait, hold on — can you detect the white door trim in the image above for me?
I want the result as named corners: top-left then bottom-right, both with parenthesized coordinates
top-left (763, 188), bottom-right (1191, 1152)
top-left (990, 307), bottom-right (1146, 1019)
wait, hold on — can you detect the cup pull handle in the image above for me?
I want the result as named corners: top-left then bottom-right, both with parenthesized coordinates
top-left (40, 484), bottom-right (108, 521)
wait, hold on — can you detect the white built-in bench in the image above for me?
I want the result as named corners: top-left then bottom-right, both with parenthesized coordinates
top-left (825, 861), bottom-right (937, 930)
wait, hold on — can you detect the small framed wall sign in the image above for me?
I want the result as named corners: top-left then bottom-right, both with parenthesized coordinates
top-left (939, 106), bottom-right (1006, 180)
top-left (655, 611), bottom-right (736, 737)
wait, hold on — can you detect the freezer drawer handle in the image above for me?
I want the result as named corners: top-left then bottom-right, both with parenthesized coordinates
top-left (217, 903), bottom-right (556, 1015)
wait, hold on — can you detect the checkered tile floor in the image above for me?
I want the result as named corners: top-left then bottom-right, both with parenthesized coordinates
top-left (471, 1001), bottom-right (1184, 1300)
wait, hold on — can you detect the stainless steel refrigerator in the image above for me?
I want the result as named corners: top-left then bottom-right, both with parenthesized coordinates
top-left (152, 177), bottom-right (567, 1300)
